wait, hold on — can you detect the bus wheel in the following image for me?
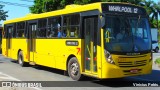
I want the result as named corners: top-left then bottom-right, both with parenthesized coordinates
top-left (18, 51), bottom-right (27, 67)
top-left (68, 57), bottom-right (82, 81)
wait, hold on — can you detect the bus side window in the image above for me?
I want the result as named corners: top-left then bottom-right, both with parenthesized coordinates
top-left (12, 24), bottom-right (17, 38)
top-left (17, 22), bottom-right (25, 38)
top-left (37, 19), bottom-right (47, 38)
top-left (47, 17), bottom-right (61, 38)
top-left (3, 26), bottom-right (6, 38)
top-left (63, 14), bottom-right (80, 38)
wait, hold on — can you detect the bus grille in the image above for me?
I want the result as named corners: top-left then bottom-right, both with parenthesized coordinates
top-left (118, 60), bottom-right (147, 67)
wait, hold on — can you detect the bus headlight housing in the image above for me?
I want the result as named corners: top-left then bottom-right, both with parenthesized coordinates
top-left (104, 50), bottom-right (115, 64)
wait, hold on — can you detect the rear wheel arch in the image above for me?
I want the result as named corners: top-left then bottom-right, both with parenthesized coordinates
top-left (67, 55), bottom-right (83, 81)
top-left (66, 54), bottom-right (76, 70)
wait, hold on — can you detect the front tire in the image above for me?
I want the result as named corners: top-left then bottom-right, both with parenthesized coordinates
top-left (18, 51), bottom-right (28, 67)
top-left (68, 57), bottom-right (82, 81)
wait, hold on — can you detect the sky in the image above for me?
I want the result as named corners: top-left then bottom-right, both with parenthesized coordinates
top-left (0, 0), bottom-right (33, 24)
top-left (0, 0), bottom-right (159, 25)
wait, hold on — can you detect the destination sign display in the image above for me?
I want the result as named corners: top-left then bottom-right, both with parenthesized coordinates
top-left (102, 4), bottom-right (146, 14)
top-left (108, 5), bottom-right (138, 13)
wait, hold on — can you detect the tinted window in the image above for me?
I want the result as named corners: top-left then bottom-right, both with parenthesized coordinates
top-left (37, 19), bottom-right (47, 38)
top-left (12, 24), bottom-right (16, 38)
top-left (47, 17), bottom-right (61, 38)
top-left (4, 25), bottom-right (7, 38)
top-left (63, 14), bottom-right (80, 38)
top-left (17, 22), bottom-right (25, 38)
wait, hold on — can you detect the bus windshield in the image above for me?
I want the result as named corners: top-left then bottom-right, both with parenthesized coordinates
top-left (104, 15), bottom-right (151, 53)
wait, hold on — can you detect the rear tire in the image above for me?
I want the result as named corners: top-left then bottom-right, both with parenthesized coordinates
top-left (18, 51), bottom-right (28, 67)
top-left (68, 57), bottom-right (83, 81)
top-left (155, 47), bottom-right (159, 53)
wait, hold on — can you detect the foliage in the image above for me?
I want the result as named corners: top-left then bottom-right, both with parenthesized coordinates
top-left (29, 0), bottom-right (143, 13)
top-left (44, 0), bottom-right (61, 12)
top-left (152, 20), bottom-right (160, 28)
top-left (155, 58), bottom-right (160, 64)
top-left (141, 0), bottom-right (160, 28)
top-left (0, 5), bottom-right (8, 21)
top-left (29, 0), bottom-right (43, 14)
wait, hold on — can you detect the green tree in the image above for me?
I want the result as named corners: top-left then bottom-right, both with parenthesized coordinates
top-left (30, 0), bottom-right (98, 13)
top-left (29, 0), bottom-right (44, 13)
top-left (141, 0), bottom-right (154, 27)
top-left (153, 19), bottom-right (160, 28)
top-left (140, 0), bottom-right (160, 28)
top-left (153, 2), bottom-right (160, 29)
top-left (30, 0), bottom-right (144, 14)
top-left (0, 5), bottom-right (8, 21)
top-left (44, 0), bottom-right (61, 12)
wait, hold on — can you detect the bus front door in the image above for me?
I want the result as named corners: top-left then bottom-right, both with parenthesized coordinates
top-left (83, 16), bottom-right (98, 75)
top-left (27, 22), bottom-right (37, 64)
top-left (6, 25), bottom-right (13, 57)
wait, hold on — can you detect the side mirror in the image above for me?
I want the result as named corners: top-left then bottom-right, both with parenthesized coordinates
top-left (101, 14), bottom-right (105, 28)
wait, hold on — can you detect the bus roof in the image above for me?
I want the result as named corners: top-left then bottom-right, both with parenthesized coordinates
top-left (4, 2), bottom-right (142, 24)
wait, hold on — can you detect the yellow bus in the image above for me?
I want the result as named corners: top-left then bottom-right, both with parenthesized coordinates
top-left (2, 2), bottom-right (152, 80)
top-left (0, 26), bottom-right (2, 51)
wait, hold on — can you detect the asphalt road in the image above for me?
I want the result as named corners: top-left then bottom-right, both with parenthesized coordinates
top-left (0, 53), bottom-right (159, 90)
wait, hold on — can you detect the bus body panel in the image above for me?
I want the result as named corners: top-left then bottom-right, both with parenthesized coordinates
top-left (32, 39), bottom-right (82, 71)
top-left (2, 39), bottom-right (6, 56)
top-left (101, 53), bottom-right (152, 78)
top-left (11, 39), bottom-right (28, 61)
top-left (97, 45), bottom-right (102, 78)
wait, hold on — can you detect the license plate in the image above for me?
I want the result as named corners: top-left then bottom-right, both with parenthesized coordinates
top-left (130, 69), bottom-right (138, 73)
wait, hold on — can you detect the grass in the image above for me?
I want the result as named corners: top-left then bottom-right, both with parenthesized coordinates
top-left (155, 58), bottom-right (160, 64)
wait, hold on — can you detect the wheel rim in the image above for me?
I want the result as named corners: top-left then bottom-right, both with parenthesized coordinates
top-left (70, 62), bottom-right (79, 77)
top-left (18, 55), bottom-right (23, 65)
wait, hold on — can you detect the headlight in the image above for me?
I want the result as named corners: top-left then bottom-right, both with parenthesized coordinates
top-left (104, 50), bottom-right (115, 64)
